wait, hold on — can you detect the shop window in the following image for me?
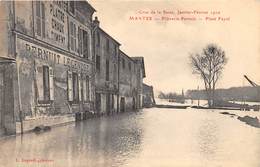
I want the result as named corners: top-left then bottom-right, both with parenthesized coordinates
top-left (69, 21), bottom-right (77, 52)
top-left (96, 55), bottom-right (100, 72)
top-left (35, 1), bottom-right (45, 38)
top-left (106, 59), bottom-right (109, 81)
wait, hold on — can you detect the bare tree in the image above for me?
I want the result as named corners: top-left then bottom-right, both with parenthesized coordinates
top-left (189, 44), bottom-right (227, 107)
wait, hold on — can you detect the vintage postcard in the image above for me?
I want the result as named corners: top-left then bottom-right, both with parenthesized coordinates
top-left (0, 0), bottom-right (259, 167)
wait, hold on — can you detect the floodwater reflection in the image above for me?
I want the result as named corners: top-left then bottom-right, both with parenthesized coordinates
top-left (1, 108), bottom-right (260, 167)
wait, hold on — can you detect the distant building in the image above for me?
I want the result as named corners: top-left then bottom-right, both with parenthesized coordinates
top-left (118, 51), bottom-right (143, 112)
top-left (93, 19), bottom-right (120, 115)
top-left (0, 1), bottom-right (96, 135)
top-left (143, 84), bottom-right (156, 107)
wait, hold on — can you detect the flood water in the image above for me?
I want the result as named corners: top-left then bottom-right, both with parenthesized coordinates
top-left (1, 108), bottom-right (260, 167)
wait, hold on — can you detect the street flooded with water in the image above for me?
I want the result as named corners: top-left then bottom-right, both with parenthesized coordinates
top-left (1, 107), bottom-right (260, 167)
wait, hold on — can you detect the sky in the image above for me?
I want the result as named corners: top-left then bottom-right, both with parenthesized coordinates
top-left (89, 0), bottom-right (260, 94)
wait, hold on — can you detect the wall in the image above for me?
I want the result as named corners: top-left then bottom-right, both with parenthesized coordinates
top-left (94, 28), bottom-right (120, 114)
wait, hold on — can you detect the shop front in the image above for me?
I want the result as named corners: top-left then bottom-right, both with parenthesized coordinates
top-left (15, 37), bottom-right (94, 133)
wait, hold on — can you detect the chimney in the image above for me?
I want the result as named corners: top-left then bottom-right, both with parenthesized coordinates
top-left (93, 16), bottom-right (100, 27)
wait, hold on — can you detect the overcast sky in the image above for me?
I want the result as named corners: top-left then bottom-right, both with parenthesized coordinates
top-left (89, 0), bottom-right (260, 94)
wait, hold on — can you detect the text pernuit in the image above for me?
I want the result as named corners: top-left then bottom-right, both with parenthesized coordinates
top-left (25, 43), bottom-right (89, 72)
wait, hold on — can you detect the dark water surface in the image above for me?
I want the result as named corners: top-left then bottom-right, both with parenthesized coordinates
top-left (0, 108), bottom-right (260, 167)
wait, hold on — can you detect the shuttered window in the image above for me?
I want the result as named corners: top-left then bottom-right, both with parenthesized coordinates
top-left (83, 76), bottom-right (90, 101)
top-left (83, 31), bottom-right (89, 58)
top-left (49, 67), bottom-right (54, 101)
top-left (106, 59), bottom-right (109, 81)
top-left (72, 73), bottom-right (79, 102)
top-left (36, 1), bottom-right (45, 38)
top-left (70, 21), bottom-right (77, 52)
top-left (97, 32), bottom-right (100, 47)
top-left (78, 28), bottom-right (89, 58)
top-left (67, 71), bottom-right (73, 101)
top-left (78, 73), bottom-right (82, 101)
top-left (43, 66), bottom-right (50, 101)
top-left (96, 55), bottom-right (100, 72)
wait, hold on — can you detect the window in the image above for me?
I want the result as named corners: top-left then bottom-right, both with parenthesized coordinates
top-left (67, 72), bottom-right (80, 102)
top-left (96, 55), bottom-right (100, 72)
top-left (97, 32), bottom-right (100, 47)
top-left (106, 38), bottom-right (109, 52)
top-left (78, 28), bottom-right (89, 58)
top-left (114, 44), bottom-right (117, 57)
top-left (83, 76), bottom-right (90, 101)
top-left (36, 1), bottom-right (45, 37)
top-left (72, 72), bottom-right (79, 102)
top-left (70, 21), bottom-right (77, 52)
top-left (42, 66), bottom-right (54, 101)
top-left (69, 1), bottom-right (75, 15)
top-left (128, 62), bottom-right (131, 71)
top-left (67, 71), bottom-right (73, 101)
top-left (113, 64), bottom-right (117, 81)
top-left (106, 59), bottom-right (109, 81)
top-left (122, 58), bottom-right (125, 69)
top-left (43, 66), bottom-right (50, 101)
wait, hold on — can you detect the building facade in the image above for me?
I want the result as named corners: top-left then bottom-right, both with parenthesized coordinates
top-left (0, 1), bottom-right (149, 137)
top-left (93, 19), bottom-right (120, 115)
top-left (118, 51), bottom-right (146, 112)
top-left (143, 83), bottom-right (156, 107)
top-left (0, 1), bottom-right (96, 135)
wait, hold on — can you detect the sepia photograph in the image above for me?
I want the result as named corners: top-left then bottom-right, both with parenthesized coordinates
top-left (0, 0), bottom-right (259, 166)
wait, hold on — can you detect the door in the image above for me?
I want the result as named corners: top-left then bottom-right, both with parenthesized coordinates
top-left (106, 94), bottom-right (111, 115)
top-left (120, 97), bottom-right (125, 112)
top-left (132, 97), bottom-right (136, 110)
top-left (95, 93), bottom-right (101, 114)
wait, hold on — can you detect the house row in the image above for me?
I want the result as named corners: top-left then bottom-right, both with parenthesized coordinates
top-left (0, 1), bottom-right (145, 136)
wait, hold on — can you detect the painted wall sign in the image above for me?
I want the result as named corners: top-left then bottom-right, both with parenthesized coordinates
top-left (17, 38), bottom-right (91, 72)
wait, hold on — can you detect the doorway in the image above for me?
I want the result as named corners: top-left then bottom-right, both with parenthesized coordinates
top-left (120, 97), bottom-right (125, 112)
top-left (95, 93), bottom-right (101, 114)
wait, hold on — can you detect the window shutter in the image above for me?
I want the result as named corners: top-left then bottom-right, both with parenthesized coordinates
top-left (88, 80), bottom-right (91, 101)
top-left (82, 79), bottom-right (87, 101)
top-left (78, 73), bottom-right (82, 101)
top-left (37, 66), bottom-right (44, 101)
top-left (67, 71), bottom-right (73, 101)
top-left (41, 2), bottom-right (45, 38)
top-left (78, 28), bottom-right (82, 55)
top-left (49, 67), bottom-right (54, 101)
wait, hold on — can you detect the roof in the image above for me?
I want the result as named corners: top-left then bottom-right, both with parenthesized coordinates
top-left (119, 50), bottom-right (135, 62)
top-left (98, 27), bottom-right (121, 46)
